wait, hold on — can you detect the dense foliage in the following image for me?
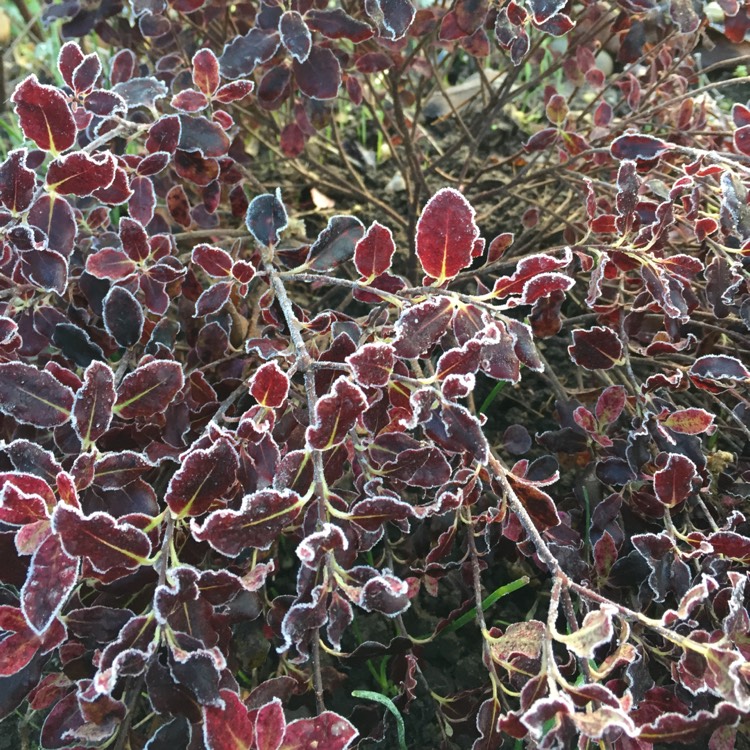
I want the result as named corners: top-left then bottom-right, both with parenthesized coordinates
top-left (1, 0), bottom-right (750, 747)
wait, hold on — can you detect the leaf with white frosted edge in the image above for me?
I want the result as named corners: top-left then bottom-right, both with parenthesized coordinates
top-left (72, 361), bottom-right (115, 449)
top-left (191, 489), bottom-right (304, 556)
top-left (52, 504), bottom-right (152, 572)
top-left (415, 188), bottom-right (479, 284)
top-left (114, 360), bottom-right (184, 419)
top-left (306, 377), bottom-right (367, 451)
top-left (554, 606), bottom-right (615, 659)
top-left (246, 188), bottom-right (287, 247)
top-left (0, 363), bottom-right (74, 427)
top-left (296, 523), bottom-right (348, 569)
top-left (21, 533), bottom-right (78, 635)
top-left (280, 711), bottom-right (358, 750)
top-left (164, 438), bottom-right (239, 518)
top-left (653, 453), bottom-right (698, 507)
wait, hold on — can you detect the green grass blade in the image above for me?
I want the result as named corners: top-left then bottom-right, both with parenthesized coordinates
top-left (352, 690), bottom-right (407, 750)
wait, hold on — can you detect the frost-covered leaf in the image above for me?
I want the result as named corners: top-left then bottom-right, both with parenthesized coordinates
top-left (416, 188), bottom-right (479, 284)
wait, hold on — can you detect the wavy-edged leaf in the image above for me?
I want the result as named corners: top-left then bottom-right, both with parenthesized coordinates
top-left (52, 504), bottom-right (151, 572)
top-left (165, 438), bottom-right (239, 518)
top-left (191, 489), bottom-right (304, 556)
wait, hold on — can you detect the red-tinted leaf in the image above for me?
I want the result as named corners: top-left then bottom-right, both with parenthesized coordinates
top-left (524, 127), bottom-right (558, 152)
top-left (308, 215), bottom-right (365, 272)
top-left (85, 248), bottom-right (137, 281)
top-left (246, 189), bottom-right (288, 247)
top-left (195, 281), bottom-right (232, 317)
top-left (293, 46), bottom-right (341, 100)
top-left (248, 361), bottom-right (289, 408)
top-left (146, 114), bottom-right (181, 154)
top-left (214, 80), bottom-right (254, 104)
top-left (307, 377), bottom-right (367, 450)
top-left (0, 362), bottom-right (73, 427)
top-left (11, 76), bottom-right (76, 154)
top-left (114, 360), bottom-right (184, 419)
top-left (72, 53), bottom-right (102, 95)
top-left (192, 489), bottom-right (304, 555)
top-left (203, 689), bottom-right (255, 750)
top-left (661, 408), bottom-right (715, 435)
top-left (416, 188), bottom-right (479, 283)
top-left (120, 217), bottom-right (150, 262)
top-left (610, 133), bottom-right (671, 162)
top-left (103, 286), bottom-right (144, 348)
top-left (297, 522), bottom-right (348, 569)
top-left (653, 453), bottom-right (697, 507)
top-left (354, 221), bottom-right (396, 279)
top-left (346, 343), bottom-right (395, 388)
top-left (72, 362), bottom-right (115, 448)
top-left (165, 438), bottom-right (239, 517)
top-left (492, 250), bottom-right (571, 298)
top-left (52, 504), bottom-right (151, 571)
top-left (21, 533), bottom-right (78, 635)
top-left (92, 165), bottom-right (132, 206)
top-left (393, 296), bottom-right (454, 359)
top-left (595, 385), bottom-right (626, 425)
top-left (46, 151), bottom-right (116, 196)
top-left (172, 89), bottom-right (209, 113)
top-left (280, 712), bottom-right (357, 750)
top-left (58, 41), bottom-right (84, 89)
top-left (127, 175), bottom-right (156, 228)
top-left (305, 9), bottom-right (374, 42)
top-left (192, 49), bottom-right (220, 97)
top-left (0, 149), bottom-right (35, 213)
top-left (568, 327), bottom-right (623, 371)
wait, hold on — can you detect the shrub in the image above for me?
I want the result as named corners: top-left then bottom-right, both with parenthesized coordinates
top-left (0, 0), bottom-right (750, 747)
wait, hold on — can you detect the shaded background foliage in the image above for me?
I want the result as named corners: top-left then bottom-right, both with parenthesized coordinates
top-left (0, 0), bottom-right (750, 747)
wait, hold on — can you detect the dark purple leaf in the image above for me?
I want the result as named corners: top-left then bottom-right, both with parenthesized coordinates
top-left (219, 28), bottom-right (280, 80)
top-left (568, 327), bottom-right (623, 371)
top-left (103, 286), bottom-right (144, 348)
top-left (307, 215), bottom-right (365, 272)
top-left (246, 189), bottom-right (288, 247)
top-left (0, 149), bottom-right (35, 213)
top-left (610, 133), bottom-right (671, 162)
top-left (293, 46), bottom-right (342, 100)
top-left (279, 11), bottom-right (312, 63)
top-left (0, 362), bottom-right (74, 427)
top-left (21, 533), bottom-right (78, 635)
